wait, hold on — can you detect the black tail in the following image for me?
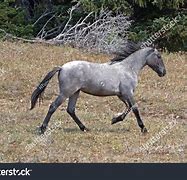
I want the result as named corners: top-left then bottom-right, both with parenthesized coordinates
top-left (30, 67), bottom-right (61, 110)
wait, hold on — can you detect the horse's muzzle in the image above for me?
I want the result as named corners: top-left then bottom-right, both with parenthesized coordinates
top-left (158, 69), bottom-right (166, 77)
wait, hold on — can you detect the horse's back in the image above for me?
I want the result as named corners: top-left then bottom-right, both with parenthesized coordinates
top-left (59, 60), bottom-right (121, 96)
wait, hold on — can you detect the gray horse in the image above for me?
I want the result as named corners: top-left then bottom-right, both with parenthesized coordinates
top-left (30, 42), bottom-right (166, 134)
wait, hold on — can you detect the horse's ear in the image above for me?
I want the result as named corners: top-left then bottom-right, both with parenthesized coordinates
top-left (153, 43), bottom-right (159, 49)
top-left (147, 48), bottom-right (155, 55)
top-left (154, 48), bottom-right (158, 53)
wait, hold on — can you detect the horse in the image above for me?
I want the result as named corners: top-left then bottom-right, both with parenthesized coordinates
top-left (30, 42), bottom-right (166, 134)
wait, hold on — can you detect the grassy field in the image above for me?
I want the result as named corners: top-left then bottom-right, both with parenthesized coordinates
top-left (0, 41), bottom-right (186, 163)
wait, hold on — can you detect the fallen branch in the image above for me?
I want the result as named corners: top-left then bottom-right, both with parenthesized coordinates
top-left (47, 8), bottom-right (131, 53)
top-left (0, 28), bottom-right (61, 45)
top-left (33, 11), bottom-right (54, 26)
top-left (37, 14), bottom-right (57, 38)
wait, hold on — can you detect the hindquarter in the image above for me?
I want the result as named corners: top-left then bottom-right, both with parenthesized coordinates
top-left (58, 62), bottom-right (87, 96)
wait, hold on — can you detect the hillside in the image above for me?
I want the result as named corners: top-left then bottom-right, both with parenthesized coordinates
top-left (0, 41), bottom-right (186, 162)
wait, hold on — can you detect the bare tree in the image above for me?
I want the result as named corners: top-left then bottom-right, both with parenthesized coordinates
top-left (37, 3), bottom-right (131, 53)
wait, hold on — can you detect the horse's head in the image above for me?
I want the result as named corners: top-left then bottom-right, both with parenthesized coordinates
top-left (146, 48), bottom-right (166, 77)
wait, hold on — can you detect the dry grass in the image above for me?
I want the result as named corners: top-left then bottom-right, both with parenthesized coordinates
top-left (0, 41), bottom-right (186, 163)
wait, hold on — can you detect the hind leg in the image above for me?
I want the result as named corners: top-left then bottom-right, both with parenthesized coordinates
top-left (67, 90), bottom-right (88, 132)
top-left (39, 94), bottom-right (66, 134)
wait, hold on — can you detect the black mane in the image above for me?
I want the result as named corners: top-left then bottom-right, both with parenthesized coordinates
top-left (110, 41), bottom-right (142, 64)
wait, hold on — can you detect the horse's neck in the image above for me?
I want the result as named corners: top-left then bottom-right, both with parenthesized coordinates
top-left (121, 49), bottom-right (147, 75)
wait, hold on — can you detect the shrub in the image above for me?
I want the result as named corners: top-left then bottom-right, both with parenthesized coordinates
top-left (129, 13), bottom-right (187, 51)
top-left (0, 0), bottom-right (34, 38)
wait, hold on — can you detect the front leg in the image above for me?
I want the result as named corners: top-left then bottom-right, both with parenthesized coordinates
top-left (126, 96), bottom-right (148, 133)
top-left (111, 107), bottom-right (131, 124)
top-left (117, 82), bottom-right (147, 133)
top-left (114, 92), bottom-right (147, 133)
top-left (111, 96), bottom-right (130, 125)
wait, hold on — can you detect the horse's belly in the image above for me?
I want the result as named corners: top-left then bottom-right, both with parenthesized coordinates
top-left (81, 89), bottom-right (117, 96)
top-left (81, 84), bottom-right (120, 96)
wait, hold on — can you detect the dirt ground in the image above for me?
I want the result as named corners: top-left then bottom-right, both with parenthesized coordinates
top-left (0, 41), bottom-right (186, 162)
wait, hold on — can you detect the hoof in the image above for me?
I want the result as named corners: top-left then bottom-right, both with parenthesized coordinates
top-left (141, 127), bottom-right (148, 134)
top-left (111, 117), bottom-right (117, 125)
top-left (83, 127), bottom-right (89, 132)
top-left (36, 126), bottom-right (46, 135)
top-left (111, 117), bottom-right (122, 125)
top-left (80, 126), bottom-right (89, 132)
